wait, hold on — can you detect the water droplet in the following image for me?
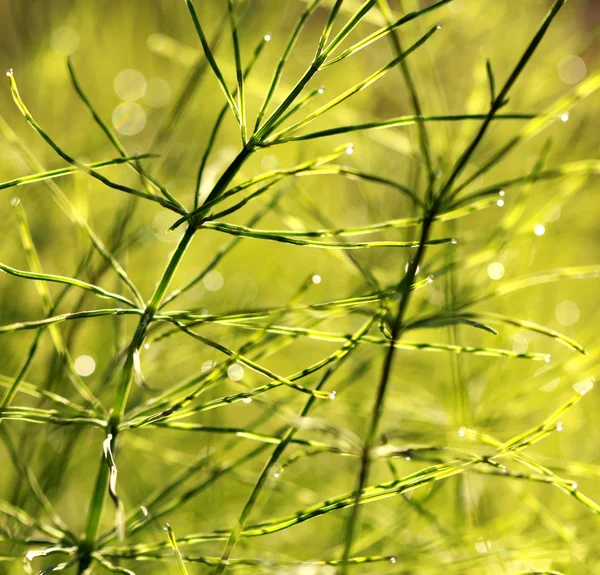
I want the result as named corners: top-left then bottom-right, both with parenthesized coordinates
top-left (427, 275), bottom-right (434, 284)
top-left (228, 363), bottom-right (244, 382)
top-left (572, 482), bottom-right (578, 490)
top-left (141, 505), bottom-right (149, 517)
top-left (497, 199), bottom-right (504, 207)
top-left (74, 355), bottom-right (96, 377)
top-left (242, 397), bottom-right (253, 404)
top-left (329, 391), bottom-right (337, 400)
top-left (436, 25), bottom-right (442, 30)
top-left (318, 87), bottom-right (325, 95)
top-left (6, 68), bottom-right (13, 77)
top-left (498, 190), bottom-right (505, 197)
top-left (487, 262), bottom-right (505, 280)
top-left (114, 69), bottom-right (146, 102)
top-left (312, 274), bottom-right (322, 285)
top-left (555, 300), bottom-right (580, 326)
top-left (273, 472), bottom-right (280, 479)
top-left (556, 422), bottom-right (563, 432)
top-left (51, 27), bottom-right (80, 56)
top-left (405, 456), bottom-right (411, 461)
top-left (545, 355), bottom-right (552, 364)
top-left (144, 343), bottom-right (150, 350)
top-left (144, 78), bottom-right (171, 108)
top-left (561, 112), bottom-right (570, 122)
top-left (534, 224), bottom-right (546, 236)
top-left (264, 34), bottom-right (272, 42)
top-left (112, 102), bottom-right (146, 136)
top-left (345, 145), bottom-right (354, 155)
top-left (458, 426), bottom-right (466, 437)
top-left (390, 557), bottom-right (397, 564)
top-left (203, 270), bottom-right (224, 292)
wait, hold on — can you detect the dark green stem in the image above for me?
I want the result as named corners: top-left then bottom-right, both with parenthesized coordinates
top-left (340, 210), bottom-right (436, 573)
top-left (78, 226), bottom-right (195, 572)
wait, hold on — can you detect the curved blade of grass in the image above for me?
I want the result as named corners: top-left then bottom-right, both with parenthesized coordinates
top-left (195, 35), bottom-right (269, 209)
top-left (215, 322), bottom-right (551, 361)
top-left (210, 196), bottom-right (496, 239)
top-left (467, 264), bottom-right (600, 305)
top-left (66, 58), bottom-right (184, 211)
top-left (322, 0), bottom-right (452, 66)
top-left (183, 0), bottom-right (240, 125)
top-left (91, 553), bottom-right (136, 575)
top-left (0, 114), bottom-right (143, 306)
top-left (7, 71), bottom-right (185, 215)
top-left (201, 221), bottom-right (456, 249)
top-left (254, 0), bottom-right (322, 131)
top-left (2, 202), bottom-right (106, 413)
top-left (273, 113), bottom-right (536, 144)
top-left (227, 0), bottom-right (247, 143)
top-left (438, 0), bottom-right (568, 199)
top-left (0, 154), bottom-right (155, 192)
top-left (0, 500), bottom-right (66, 541)
top-left (266, 26), bottom-right (440, 143)
top-left (458, 312), bottom-right (586, 355)
top-left (164, 524), bottom-right (189, 574)
top-left (213, 314), bottom-right (379, 573)
top-left (451, 72), bottom-right (600, 198)
top-left (451, 160), bottom-right (600, 207)
top-left (406, 316), bottom-right (499, 336)
top-left (0, 308), bottom-right (144, 335)
top-left (0, 262), bottom-right (137, 308)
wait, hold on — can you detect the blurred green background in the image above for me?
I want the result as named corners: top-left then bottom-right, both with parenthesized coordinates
top-left (0, 0), bottom-right (599, 573)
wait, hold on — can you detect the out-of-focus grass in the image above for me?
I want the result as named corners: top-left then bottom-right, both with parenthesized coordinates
top-left (0, 0), bottom-right (599, 574)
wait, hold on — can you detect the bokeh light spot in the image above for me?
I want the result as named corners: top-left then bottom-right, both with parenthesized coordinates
top-left (203, 271), bottom-right (224, 292)
top-left (114, 69), bottom-right (147, 101)
top-left (144, 78), bottom-right (171, 108)
top-left (555, 300), bottom-right (580, 326)
top-left (557, 55), bottom-right (586, 84)
top-left (228, 364), bottom-right (244, 381)
top-left (74, 355), bottom-right (95, 376)
top-left (51, 27), bottom-right (80, 56)
top-left (487, 262), bottom-right (504, 280)
top-left (112, 102), bottom-right (146, 136)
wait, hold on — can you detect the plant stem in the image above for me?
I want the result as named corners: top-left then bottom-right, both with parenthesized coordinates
top-left (78, 226), bottom-right (195, 572)
top-left (340, 209), bottom-right (436, 573)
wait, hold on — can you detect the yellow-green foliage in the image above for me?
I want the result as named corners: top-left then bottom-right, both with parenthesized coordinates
top-left (0, 1), bottom-right (598, 574)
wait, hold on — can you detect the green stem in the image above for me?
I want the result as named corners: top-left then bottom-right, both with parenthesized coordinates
top-left (340, 209), bottom-right (436, 573)
top-left (78, 226), bottom-right (195, 572)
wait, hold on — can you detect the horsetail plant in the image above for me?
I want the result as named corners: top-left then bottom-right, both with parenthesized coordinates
top-left (0, 0), bottom-right (599, 574)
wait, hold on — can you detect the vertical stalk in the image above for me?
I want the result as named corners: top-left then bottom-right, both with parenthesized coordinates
top-left (340, 209), bottom-right (436, 573)
top-left (78, 226), bottom-right (195, 572)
